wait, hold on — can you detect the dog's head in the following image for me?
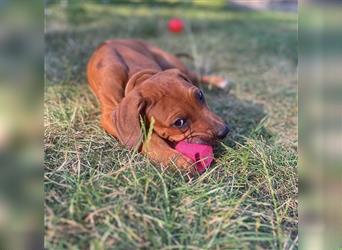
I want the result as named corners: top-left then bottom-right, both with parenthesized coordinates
top-left (112, 68), bottom-right (229, 149)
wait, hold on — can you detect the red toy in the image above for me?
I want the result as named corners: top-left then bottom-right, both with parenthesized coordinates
top-left (175, 141), bottom-right (214, 173)
top-left (168, 18), bottom-right (184, 33)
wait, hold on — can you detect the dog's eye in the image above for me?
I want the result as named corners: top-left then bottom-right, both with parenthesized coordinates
top-left (197, 90), bottom-right (205, 103)
top-left (174, 118), bottom-right (186, 128)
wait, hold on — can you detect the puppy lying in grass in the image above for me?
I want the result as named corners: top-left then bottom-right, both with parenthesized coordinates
top-left (87, 39), bottom-right (229, 174)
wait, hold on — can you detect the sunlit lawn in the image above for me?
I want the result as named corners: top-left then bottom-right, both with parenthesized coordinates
top-left (45, 2), bottom-right (298, 249)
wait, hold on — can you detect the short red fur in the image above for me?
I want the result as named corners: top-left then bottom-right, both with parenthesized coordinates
top-left (87, 39), bottom-right (229, 174)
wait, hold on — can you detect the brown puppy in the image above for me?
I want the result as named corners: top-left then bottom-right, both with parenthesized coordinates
top-left (87, 39), bottom-right (229, 173)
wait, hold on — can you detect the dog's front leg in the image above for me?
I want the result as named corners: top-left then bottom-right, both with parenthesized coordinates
top-left (142, 133), bottom-right (194, 173)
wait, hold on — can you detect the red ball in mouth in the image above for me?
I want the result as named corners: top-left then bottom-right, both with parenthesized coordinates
top-left (175, 140), bottom-right (214, 174)
top-left (168, 18), bottom-right (184, 33)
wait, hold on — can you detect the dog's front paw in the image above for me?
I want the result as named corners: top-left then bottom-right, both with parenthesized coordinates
top-left (173, 153), bottom-right (196, 173)
top-left (176, 154), bottom-right (193, 167)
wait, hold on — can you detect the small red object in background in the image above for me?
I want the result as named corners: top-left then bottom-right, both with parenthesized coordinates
top-left (168, 18), bottom-right (184, 33)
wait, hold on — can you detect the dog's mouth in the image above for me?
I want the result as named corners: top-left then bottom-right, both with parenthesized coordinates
top-left (166, 136), bottom-right (215, 149)
top-left (185, 136), bottom-right (214, 145)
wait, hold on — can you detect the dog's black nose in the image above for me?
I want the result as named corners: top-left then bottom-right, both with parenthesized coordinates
top-left (217, 125), bottom-right (230, 139)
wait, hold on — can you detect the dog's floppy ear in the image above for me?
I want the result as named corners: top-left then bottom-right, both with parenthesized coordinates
top-left (125, 69), bottom-right (158, 96)
top-left (112, 90), bottom-right (146, 149)
top-left (112, 69), bottom-right (158, 149)
top-left (112, 70), bottom-right (157, 149)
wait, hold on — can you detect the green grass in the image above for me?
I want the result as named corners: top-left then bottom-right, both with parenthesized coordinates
top-left (45, 2), bottom-right (298, 249)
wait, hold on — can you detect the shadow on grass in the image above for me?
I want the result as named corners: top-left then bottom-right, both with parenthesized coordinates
top-left (203, 87), bottom-right (272, 158)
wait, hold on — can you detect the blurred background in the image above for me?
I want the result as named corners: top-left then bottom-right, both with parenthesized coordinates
top-left (0, 0), bottom-right (341, 249)
top-left (299, 1), bottom-right (342, 249)
top-left (0, 0), bottom-right (42, 249)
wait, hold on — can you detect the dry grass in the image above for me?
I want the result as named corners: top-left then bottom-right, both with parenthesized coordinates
top-left (45, 2), bottom-right (297, 249)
